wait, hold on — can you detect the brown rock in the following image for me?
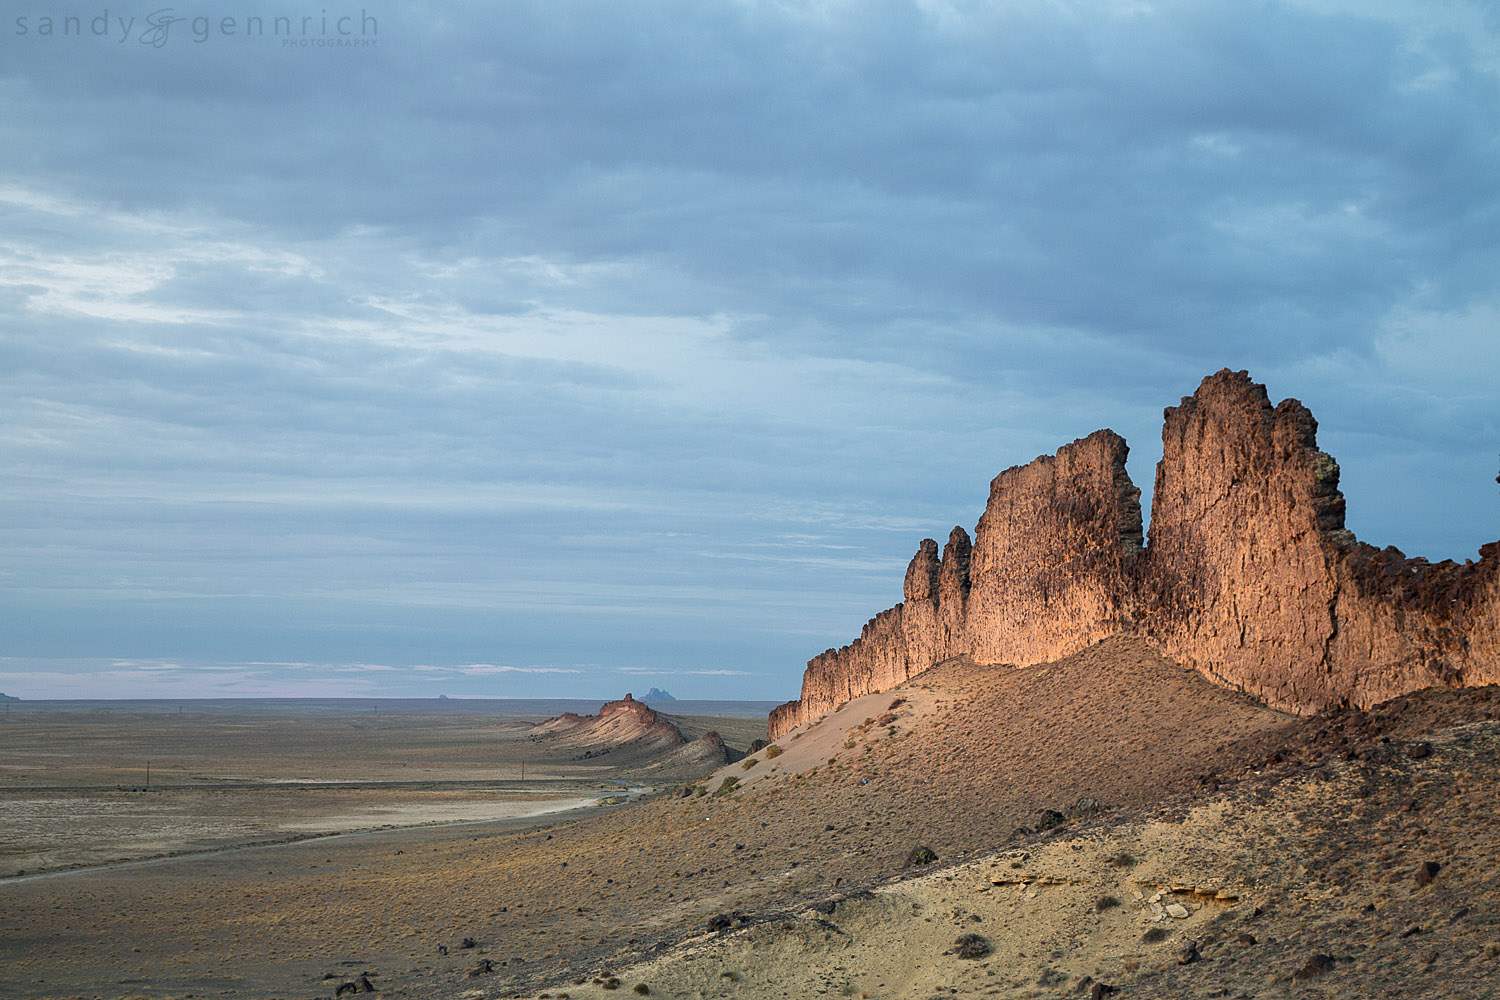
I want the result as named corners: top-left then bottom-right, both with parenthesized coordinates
top-left (768, 369), bottom-right (1500, 742)
top-left (964, 429), bottom-right (1141, 668)
top-left (1416, 860), bottom-right (1442, 887)
top-left (1292, 953), bottom-right (1336, 982)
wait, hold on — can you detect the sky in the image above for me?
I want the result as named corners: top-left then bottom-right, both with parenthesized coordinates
top-left (1, 0), bottom-right (1497, 701)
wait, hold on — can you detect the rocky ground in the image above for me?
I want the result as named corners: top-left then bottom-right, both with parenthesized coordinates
top-left (558, 697), bottom-right (1500, 999)
top-left (2, 639), bottom-right (1497, 999)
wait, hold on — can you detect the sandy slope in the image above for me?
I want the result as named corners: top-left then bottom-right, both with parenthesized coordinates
top-left (555, 708), bottom-right (1500, 999)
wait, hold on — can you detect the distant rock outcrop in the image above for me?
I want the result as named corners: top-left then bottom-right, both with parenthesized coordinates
top-left (0, 693), bottom-right (17, 702)
top-left (641, 687), bottom-right (677, 701)
top-left (770, 370), bottom-right (1499, 739)
top-left (647, 730), bottom-right (745, 771)
top-left (533, 694), bottom-right (744, 774)
top-left (533, 693), bottom-right (685, 750)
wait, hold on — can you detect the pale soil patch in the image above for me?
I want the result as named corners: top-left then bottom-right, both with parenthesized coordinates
top-left (0, 786), bottom-right (605, 874)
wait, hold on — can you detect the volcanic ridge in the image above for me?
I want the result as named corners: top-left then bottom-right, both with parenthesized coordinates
top-left (772, 369), bottom-right (1500, 739)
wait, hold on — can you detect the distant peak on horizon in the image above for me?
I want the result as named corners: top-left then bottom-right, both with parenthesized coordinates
top-left (0, 692), bottom-right (19, 702)
top-left (641, 687), bottom-right (676, 701)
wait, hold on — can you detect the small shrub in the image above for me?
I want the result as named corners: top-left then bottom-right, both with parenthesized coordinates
top-left (953, 933), bottom-right (991, 959)
top-left (713, 776), bottom-right (740, 797)
top-left (632, 984), bottom-right (650, 995)
top-left (601, 977), bottom-right (621, 990)
top-left (1143, 927), bottom-right (1169, 943)
top-left (876, 712), bottom-right (897, 726)
top-left (1096, 895), bottom-right (1121, 912)
top-left (1108, 852), bottom-right (1138, 868)
top-left (843, 739), bottom-right (856, 749)
top-left (887, 698), bottom-right (905, 710)
top-left (905, 845), bottom-right (938, 866)
top-left (764, 744), bottom-right (784, 758)
top-left (741, 758), bottom-right (758, 769)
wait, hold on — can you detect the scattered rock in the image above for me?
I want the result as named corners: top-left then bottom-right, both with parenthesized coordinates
top-left (1292, 954), bottom-right (1336, 982)
top-left (1090, 984), bottom-right (1119, 999)
top-left (1408, 741), bottom-right (1433, 759)
top-left (1033, 809), bottom-right (1066, 831)
top-left (1176, 940), bottom-right (1200, 965)
top-left (1416, 861), bottom-right (1442, 887)
top-left (466, 959), bottom-right (495, 977)
top-left (707, 914), bottom-right (732, 932)
top-left (1166, 903), bottom-right (1190, 919)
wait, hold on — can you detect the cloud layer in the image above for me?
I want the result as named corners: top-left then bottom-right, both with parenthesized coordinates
top-left (2, 1), bottom-right (1497, 699)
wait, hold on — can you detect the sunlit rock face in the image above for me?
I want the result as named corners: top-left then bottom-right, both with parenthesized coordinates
top-left (770, 370), bottom-right (1500, 740)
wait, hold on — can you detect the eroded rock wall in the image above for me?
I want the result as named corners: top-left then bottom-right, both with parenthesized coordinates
top-left (964, 429), bottom-right (1142, 667)
top-left (769, 529), bottom-right (974, 739)
top-left (1140, 370), bottom-right (1500, 713)
top-left (769, 369), bottom-right (1499, 740)
top-left (1137, 371), bottom-right (1350, 713)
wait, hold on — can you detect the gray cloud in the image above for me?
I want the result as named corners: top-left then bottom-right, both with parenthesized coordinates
top-left (1, 0), bottom-right (1496, 700)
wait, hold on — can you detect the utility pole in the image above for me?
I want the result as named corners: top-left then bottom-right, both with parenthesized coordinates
top-left (146, 759), bottom-right (151, 789)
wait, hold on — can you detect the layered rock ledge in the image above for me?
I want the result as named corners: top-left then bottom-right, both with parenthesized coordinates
top-left (769, 370), bottom-right (1499, 739)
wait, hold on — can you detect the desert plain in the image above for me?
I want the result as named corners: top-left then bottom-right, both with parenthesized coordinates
top-left (3, 641), bottom-right (1499, 1000)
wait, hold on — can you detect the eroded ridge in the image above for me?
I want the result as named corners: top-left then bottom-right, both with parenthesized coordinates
top-left (771, 370), bottom-right (1499, 739)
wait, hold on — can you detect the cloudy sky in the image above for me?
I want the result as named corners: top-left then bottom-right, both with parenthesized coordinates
top-left (1, 0), bottom-right (1496, 701)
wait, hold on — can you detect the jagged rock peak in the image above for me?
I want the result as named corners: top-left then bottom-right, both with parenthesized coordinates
top-left (769, 370), bottom-right (1500, 740)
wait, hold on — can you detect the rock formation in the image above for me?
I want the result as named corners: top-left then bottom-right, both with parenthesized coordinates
top-left (770, 370), bottom-right (1499, 739)
top-left (647, 730), bottom-right (746, 772)
top-left (534, 694), bottom-right (746, 774)
top-left (534, 693), bottom-right (686, 750)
